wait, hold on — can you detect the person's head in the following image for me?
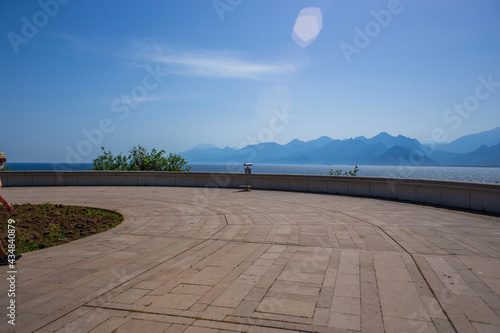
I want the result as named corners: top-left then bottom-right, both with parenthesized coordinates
top-left (0, 152), bottom-right (6, 168)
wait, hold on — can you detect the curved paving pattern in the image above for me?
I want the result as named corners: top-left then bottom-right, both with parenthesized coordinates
top-left (1, 186), bottom-right (500, 333)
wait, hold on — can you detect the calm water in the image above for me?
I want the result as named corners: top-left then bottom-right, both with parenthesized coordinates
top-left (4, 163), bottom-right (500, 184)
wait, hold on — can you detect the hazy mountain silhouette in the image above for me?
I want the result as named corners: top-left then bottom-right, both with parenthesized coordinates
top-left (190, 143), bottom-right (219, 150)
top-left (356, 132), bottom-right (423, 151)
top-left (180, 127), bottom-right (500, 167)
top-left (446, 143), bottom-right (500, 166)
top-left (369, 146), bottom-right (440, 166)
top-left (428, 127), bottom-right (500, 154)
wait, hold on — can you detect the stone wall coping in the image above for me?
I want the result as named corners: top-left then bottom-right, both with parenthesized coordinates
top-left (2, 170), bottom-right (499, 190)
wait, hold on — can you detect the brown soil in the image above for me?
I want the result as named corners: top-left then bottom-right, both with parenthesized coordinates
top-left (0, 203), bottom-right (123, 253)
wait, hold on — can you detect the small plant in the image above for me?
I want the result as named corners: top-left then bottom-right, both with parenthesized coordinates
top-left (329, 164), bottom-right (359, 176)
top-left (0, 164), bottom-right (11, 171)
top-left (495, 181), bottom-right (499, 184)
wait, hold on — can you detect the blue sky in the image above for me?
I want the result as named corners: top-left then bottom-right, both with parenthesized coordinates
top-left (1, 0), bottom-right (500, 163)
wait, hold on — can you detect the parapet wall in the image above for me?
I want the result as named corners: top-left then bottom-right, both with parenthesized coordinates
top-left (2, 171), bottom-right (500, 214)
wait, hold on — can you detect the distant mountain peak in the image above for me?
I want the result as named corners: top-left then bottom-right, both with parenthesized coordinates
top-left (190, 143), bottom-right (218, 150)
top-left (287, 138), bottom-right (304, 145)
top-left (310, 136), bottom-right (333, 144)
top-left (373, 132), bottom-right (392, 138)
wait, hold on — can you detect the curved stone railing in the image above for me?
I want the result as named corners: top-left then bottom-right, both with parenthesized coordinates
top-left (1, 171), bottom-right (499, 214)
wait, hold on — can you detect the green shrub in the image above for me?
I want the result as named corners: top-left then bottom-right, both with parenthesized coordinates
top-left (93, 146), bottom-right (191, 171)
top-left (329, 164), bottom-right (359, 176)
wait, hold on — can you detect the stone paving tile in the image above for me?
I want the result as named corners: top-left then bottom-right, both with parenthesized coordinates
top-left (472, 322), bottom-right (500, 333)
top-left (1, 186), bottom-right (500, 332)
top-left (114, 318), bottom-right (171, 332)
top-left (256, 297), bottom-right (316, 318)
top-left (88, 316), bottom-right (129, 333)
top-left (383, 316), bottom-right (438, 333)
top-left (41, 307), bottom-right (127, 333)
top-left (329, 312), bottom-right (361, 331)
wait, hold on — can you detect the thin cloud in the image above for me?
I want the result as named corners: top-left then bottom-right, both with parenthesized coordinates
top-left (131, 44), bottom-right (292, 80)
top-left (56, 36), bottom-right (290, 80)
top-left (55, 33), bottom-right (119, 58)
top-left (143, 92), bottom-right (204, 102)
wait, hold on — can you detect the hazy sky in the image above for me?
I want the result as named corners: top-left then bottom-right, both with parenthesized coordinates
top-left (1, 0), bottom-right (500, 163)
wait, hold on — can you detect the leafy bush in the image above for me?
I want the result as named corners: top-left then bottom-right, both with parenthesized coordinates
top-left (93, 146), bottom-right (191, 171)
top-left (329, 165), bottom-right (359, 176)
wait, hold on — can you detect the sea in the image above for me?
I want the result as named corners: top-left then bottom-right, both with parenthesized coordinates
top-left (4, 163), bottom-right (500, 184)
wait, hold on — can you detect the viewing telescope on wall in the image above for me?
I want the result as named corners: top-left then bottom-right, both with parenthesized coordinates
top-left (241, 163), bottom-right (252, 190)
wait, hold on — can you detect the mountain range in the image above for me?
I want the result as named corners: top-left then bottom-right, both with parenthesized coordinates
top-left (180, 127), bottom-right (500, 167)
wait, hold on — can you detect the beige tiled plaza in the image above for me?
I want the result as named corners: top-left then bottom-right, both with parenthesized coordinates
top-left (1, 186), bottom-right (500, 332)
